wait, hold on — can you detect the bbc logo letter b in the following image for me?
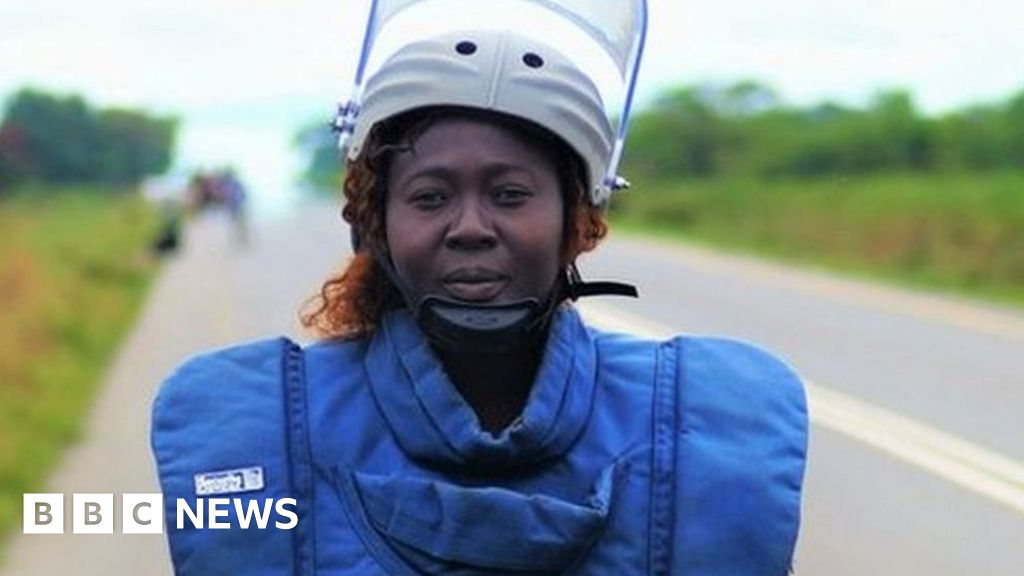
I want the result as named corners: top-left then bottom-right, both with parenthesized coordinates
top-left (24, 494), bottom-right (64, 534)
top-left (73, 493), bottom-right (114, 534)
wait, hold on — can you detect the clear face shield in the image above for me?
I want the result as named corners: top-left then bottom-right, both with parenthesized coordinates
top-left (333, 0), bottom-right (648, 204)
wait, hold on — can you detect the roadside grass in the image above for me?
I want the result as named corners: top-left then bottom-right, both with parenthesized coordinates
top-left (0, 187), bottom-right (159, 549)
top-left (609, 172), bottom-right (1024, 308)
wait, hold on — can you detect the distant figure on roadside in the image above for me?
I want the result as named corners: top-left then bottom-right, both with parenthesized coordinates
top-left (150, 199), bottom-right (182, 256)
top-left (219, 168), bottom-right (249, 247)
top-left (142, 174), bottom-right (188, 256)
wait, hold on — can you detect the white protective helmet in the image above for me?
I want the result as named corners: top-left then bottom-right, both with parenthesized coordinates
top-left (334, 0), bottom-right (648, 206)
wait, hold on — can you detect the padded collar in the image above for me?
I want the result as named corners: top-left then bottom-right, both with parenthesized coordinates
top-left (364, 306), bottom-right (598, 470)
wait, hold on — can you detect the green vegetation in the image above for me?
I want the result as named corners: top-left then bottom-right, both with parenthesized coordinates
top-left (610, 173), bottom-right (1024, 306)
top-left (0, 188), bottom-right (159, 543)
top-left (625, 81), bottom-right (1024, 180)
top-left (0, 87), bottom-right (174, 555)
top-left (613, 80), bottom-right (1024, 306)
top-left (0, 88), bottom-right (178, 191)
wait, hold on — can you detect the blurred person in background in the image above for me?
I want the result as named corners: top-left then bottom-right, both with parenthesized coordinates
top-left (219, 167), bottom-right (249, 247)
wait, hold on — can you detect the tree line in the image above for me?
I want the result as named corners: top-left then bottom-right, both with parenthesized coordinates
top-left (624, 81), bottom-right (1024, 180)
top-left (0, 88), bottom-right (178, 192)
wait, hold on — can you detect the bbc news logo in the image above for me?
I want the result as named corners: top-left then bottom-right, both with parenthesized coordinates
top-left (23, 493), bottom-right (298, 534)
top-left (24, 494), bottom-right (161, 534)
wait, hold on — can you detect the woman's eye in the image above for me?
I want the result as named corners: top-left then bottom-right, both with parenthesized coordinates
top-left (410, 189), bottom-right (447, 209)
top-left (493, 187), bottom-right (531, 205)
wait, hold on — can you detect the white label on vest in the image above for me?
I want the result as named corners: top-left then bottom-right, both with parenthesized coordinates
top-left (194, 466), bottom-right (265, 496)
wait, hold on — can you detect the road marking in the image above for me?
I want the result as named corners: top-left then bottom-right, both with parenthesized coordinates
top-left (805, 383), bottom-right (1024, 515)
top-left (633, 238), bottom-right (1024, 343)
top-left (577, 300), bottom-right (1024, 516)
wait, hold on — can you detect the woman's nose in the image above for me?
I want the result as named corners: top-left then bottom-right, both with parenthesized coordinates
top-left (444, 197), bottom-right (498, 250)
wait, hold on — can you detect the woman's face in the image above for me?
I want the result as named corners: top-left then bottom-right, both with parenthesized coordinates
top-left (385, 117), bottom-right (564, 307)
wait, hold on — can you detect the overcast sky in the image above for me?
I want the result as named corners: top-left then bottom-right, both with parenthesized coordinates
top-left (3, 0), bottom-right (1023, 208)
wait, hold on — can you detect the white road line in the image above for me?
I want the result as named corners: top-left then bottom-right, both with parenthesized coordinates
top-left (577, 300), bottom-right (1024, 516)
top-left (632, 238), bottom-right (1024, 343)
top-left (806, 384), bottom-right (1024, 515)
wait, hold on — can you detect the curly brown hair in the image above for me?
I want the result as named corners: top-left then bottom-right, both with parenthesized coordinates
top-left (300, 107), bottom-right (608, 339)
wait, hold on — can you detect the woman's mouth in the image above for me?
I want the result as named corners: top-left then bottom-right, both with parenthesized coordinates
top-left (442, 269), bottom-right (508, 302)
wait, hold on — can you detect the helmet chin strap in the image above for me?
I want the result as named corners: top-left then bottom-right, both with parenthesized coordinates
top-left (414, 264), bottom-right (637, 354)
top-left (367, 240), bottom-right (637, 354)
top-left (415, 295), bottom-right (545, 354)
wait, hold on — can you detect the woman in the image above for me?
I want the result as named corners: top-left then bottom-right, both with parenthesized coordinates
top-left (152, 25), bottom-right (807, 576)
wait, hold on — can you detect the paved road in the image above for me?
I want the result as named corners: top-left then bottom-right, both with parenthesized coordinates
top-left (3, 198), bottom-right (1022, 574)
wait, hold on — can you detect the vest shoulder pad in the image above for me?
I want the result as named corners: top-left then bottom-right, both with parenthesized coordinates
top-left (674, 336), bottom-right (807, 574)
top-left (151, 337), bottom-right (302, 574)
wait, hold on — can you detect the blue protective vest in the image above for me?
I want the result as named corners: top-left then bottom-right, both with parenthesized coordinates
top-left (152, 307), bottom-right (807, 575)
